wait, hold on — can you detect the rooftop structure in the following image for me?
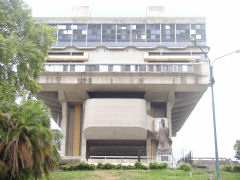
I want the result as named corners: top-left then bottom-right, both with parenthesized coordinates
top-left (36, 6), bottom-right (209, 163)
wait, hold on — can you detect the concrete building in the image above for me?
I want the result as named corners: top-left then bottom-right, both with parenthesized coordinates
top-left (36, 6), bottom-right (209, 162)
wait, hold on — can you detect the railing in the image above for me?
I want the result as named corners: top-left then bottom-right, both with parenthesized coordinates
top-left (192, 157), bottom-right (233, 161)
top-left (44, 63), bottom-right (194, 73)
top-left (89, 156), bottom-right (149, 160)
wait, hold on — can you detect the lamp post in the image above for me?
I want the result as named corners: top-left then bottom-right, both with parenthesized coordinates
top-left (191, 39), bottom-right (240, 180)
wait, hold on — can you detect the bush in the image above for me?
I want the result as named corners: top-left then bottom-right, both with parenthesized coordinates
top-left (115, 164), bottom-right (122, 170)
top-left (221, 165), bottom-right (232, 172)
top-left (149, 162), bottom-right (168, 169)
top-left (233, 164), bottom-right (240, 172)
top-left (97, 162), bottom-right (104, 169)
top-left (60, 162), bottom-right (95, 171)
top-left (122, 165), bottom-right (135, 170)
top-left (103, 163), bottom-right (115, 170)
top-left (178, 163), bottom-right (192, 171)
top-left (134, 162), bottom-right (148, 170)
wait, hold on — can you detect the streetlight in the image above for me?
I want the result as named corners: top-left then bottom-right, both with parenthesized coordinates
top-left (191, 38), bottom-right (240, 180)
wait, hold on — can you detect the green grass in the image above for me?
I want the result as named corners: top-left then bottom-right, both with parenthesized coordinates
top-left (40, 169), bottom-right (240, 180)
top-left (217, 171), bottom-right (240, 180)
top-left (41, 169), bottom-right (210, 180)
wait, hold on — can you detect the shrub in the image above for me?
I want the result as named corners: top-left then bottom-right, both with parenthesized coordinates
top-left (221, 165), bottom-right (232, 172)
top-left (103, 163), bottom-right (115, 170)
top-left (122, 165), bottom-right (135, 170)
top-left (233, 164), bottom-right (240, 172)
top-left (178, 163), bottom-right (192, 171)
top-left (87, 164), bottom-right (96, 170)
top-left (115, 164), bottom-right (122, 170)
top-left (158, 162), bottom-right (168, 169)
top-left (97, 162), bottom-right (104, 169)
top-left (149, 162), bottom-right (168, 169)
top-left (134, 162), bottom-right (148, 170)
top-left (134, 162), bottom-right (143, 169)
top-left (60, 162), bottom-right (95, 171)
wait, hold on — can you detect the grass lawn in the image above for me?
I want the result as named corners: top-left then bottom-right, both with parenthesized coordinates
top-left (40, 169), bottom-right (240, 180)
top-left (41, 169), bottom-right (210, 180)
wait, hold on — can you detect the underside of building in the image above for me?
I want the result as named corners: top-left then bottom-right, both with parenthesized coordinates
top-left (36, 6), bottom-right (209, 163)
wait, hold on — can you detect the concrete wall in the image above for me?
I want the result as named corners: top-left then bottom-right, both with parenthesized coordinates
top-left (88, 47), bottom-right (144, 63)
top-left (83, 98), bottom-right (147, 140)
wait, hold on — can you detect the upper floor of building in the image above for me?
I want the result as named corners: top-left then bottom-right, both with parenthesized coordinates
top-left (35, 6), bottom-right (207, 48)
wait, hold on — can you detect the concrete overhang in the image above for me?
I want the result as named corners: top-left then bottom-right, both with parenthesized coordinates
top-left (83, 98), bottom-right (147, 140)
top-left (34, 17), bottom-right (206, 24)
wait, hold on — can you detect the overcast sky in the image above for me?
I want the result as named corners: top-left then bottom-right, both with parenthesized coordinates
top-left (24, 0), bottom-right (240, 160)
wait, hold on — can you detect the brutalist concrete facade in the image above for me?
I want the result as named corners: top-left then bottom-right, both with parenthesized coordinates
top-left (36, 6), bottom-right (209, 161)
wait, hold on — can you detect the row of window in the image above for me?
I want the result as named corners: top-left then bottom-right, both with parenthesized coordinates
top-left (44, 64), bottom-right (193, 73)
top-left (48, 23), bottom-right (206, 44)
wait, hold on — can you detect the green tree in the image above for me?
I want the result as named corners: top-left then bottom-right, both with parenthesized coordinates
top-left (0, 0), bottom-right (56, 101)
top-left (0, 99), bottom-right (62, 180)
top-left (234, 140), bottom-right (240, 160)
top-left (0, 0), bottom-right (62, 179)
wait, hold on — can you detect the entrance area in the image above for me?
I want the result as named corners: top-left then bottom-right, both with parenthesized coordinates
top-left (86, 140), bottom-right (146, 158)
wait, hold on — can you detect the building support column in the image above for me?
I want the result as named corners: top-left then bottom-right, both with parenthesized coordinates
top-left (167, 91), bottom-right (175, 139)
top-left (73, 105), bottom-right (81, 156)
top-left (146, 137), bottom-right (151, 163)
top-left (60, 101), bottom-right (68, 156)
top-left (80, 101), bottom-right (86, 160)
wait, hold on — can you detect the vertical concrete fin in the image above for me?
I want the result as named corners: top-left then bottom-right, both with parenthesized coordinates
top-left (151, 139), bottom-right (155, 157)
top-left (167, 91), bottom-right (175, 139)
top-left (73, 105), bottom-right (81, 156)
top-left (150, 105), bottom-right (155, 118)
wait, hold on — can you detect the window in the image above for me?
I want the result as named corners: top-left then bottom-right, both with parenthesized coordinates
top-left (86, 65), bottom-right (99, 72)
top-left (102, 24), bottom-right (116, 42)
top-left (70, 65), bottom-right (75, 72)
top-left (121, 65), bottom-right (130, 72)
top-left (99, 65), bottom-right (108, 72)
top-left (87, 24), bottom-right (101, 42)
top-left (117, 24), bottom-right (130, 42)
top-left (139, 65), bottom-right (146, 72)
top-left (191, 24), bottom-right (206, 42)
top-left (161, 24), bottom-right (175, 42)
top-left (75, 65), bottom-right (85, 72)
top-left (63, 65), bottom-right (68, 71)
top-left (147, 24), bottom-right (160, 42)
top-left (113, 65), bottom-right (121, 72)
top-left (73, 24), bottom-right (87, 42)
top-left (147, 65), bottom-right (154, 72)
top-left (176, 24), bottom-right (190, 42)
top-left (58, 24), bottom-right (72, 42)
top-left (132, 24), bottom-right (145, 42)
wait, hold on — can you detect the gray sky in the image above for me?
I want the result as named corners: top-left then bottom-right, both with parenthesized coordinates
top-left (24, 0), bottom-right (240, 160)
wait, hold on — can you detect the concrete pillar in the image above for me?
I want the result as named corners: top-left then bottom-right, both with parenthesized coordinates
top-left (146, 137), bottom-right (151, 162)
top-left (167, 103), bottom-right (173, 138)
top-left (73, 105), bottom-right (81, 156)
top-left (67, 105), bottom-right (74, 156)
top-left (80, 101), bottom-right (86, 160)
top-left (60, 101), bottom-right (68, 156)
top-left (167, 91), bottom-right (175, 139)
